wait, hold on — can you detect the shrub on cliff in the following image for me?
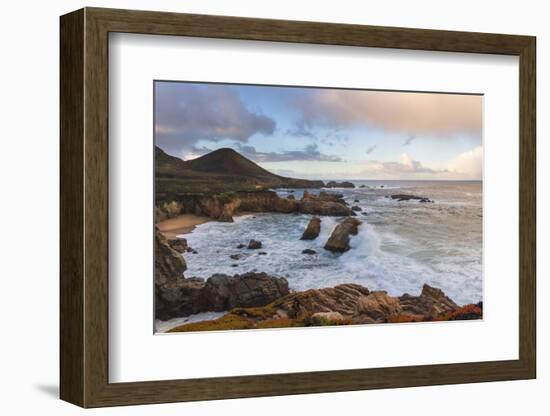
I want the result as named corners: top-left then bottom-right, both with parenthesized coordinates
top-left (217, 191), bottom-right (238, 204)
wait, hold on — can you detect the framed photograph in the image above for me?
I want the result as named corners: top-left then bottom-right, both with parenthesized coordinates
top-left (60, 7), bottom-right (536, 408)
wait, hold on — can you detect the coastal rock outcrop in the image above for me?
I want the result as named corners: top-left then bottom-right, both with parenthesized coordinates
top-left (168, 238), bottom-right (188, 253)
top-left (326, 181), bottom-right (355, 188)
top-left (157, 188), bottom-right (354, 223)
top-left (156, 272), bottom-right (290, 320)
top-left (247, 239), bottom-right (262, 249)
top-left (155, 228), bottom-right (199, 320)
top-left (391, 194), bottom-right (433, 203)
top-left (399, 284), bottom-right (459, 318)
top-left (271, 283), bottom-right (371, 320)
top-left (299, 200), bottom-right (353, 216)
top-left (300, 217), bottom-right (321, 240)
top-left (353, 291), bottom-right (402, 324)
top-left (167, 283), bottom-right (482, 332)
top-left (155, 277), bottom-right (206, 321)
top-left (202, 272), bottom-right (290, 311)
top-left (304, 191), bottom-right (347, 205)
top-left (155, 228), bottom-right (186, 286)
top-left (156, 200), bottom-right (185, 222)
top-left (324, 217), bottom-right (362, 252)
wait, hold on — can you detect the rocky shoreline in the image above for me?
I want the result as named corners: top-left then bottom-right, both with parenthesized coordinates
top-left (155, 225), bottom-right (482, 332)
top-left (165, 280), bottom-right (482, 333)
top-left (156, 189), bottom-right (356, 223)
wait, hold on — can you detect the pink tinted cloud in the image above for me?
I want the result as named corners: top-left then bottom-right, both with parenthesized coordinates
top-left (297, 89), bottom-right (482, 136)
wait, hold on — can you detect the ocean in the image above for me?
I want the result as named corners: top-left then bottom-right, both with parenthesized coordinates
top-left (180, 180), bottom-right (483, 308)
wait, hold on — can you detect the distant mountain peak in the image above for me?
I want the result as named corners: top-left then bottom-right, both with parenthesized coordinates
top-left (208, 147), bottom-right (239, 155)
top-left (184, 147), bottom-right (275, 177)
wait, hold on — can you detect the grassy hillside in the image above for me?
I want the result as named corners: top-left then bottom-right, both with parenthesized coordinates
top-left (155, 146), bottom-right (324, 195)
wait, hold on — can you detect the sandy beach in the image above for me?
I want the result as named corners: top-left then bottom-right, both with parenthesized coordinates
top-left (157, 214), bottom-right (211, 239)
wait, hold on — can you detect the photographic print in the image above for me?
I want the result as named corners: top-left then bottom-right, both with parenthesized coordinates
top-left (154, 81), bottom-right (483, 333)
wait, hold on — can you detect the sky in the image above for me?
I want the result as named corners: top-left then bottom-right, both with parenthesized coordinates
top-left (154, 81), bottom-right (483, 180)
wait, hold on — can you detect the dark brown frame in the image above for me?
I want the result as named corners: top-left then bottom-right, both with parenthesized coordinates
top-left (60, 7), bottom-right (536, 408)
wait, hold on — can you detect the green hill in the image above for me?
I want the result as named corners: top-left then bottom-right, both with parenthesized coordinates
top-left (155, 146), bottom-right (324, 195)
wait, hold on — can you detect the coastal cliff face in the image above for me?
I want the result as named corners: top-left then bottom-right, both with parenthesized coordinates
top-left (155, 189), bottom-right (354, 223)
top-left (154, 228), bottom-right (186, 286)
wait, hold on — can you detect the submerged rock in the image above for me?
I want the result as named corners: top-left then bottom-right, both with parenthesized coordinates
top-left (302, 249), bottom-right (317, 255)
top-left (324, 217), bottom-right (362, 253)
top-left (247, 239), bottom-right (262, 249)
top-left (351, 206), bottom-right (362, 212)
top-left (300, 217), bottom-right (321, 240)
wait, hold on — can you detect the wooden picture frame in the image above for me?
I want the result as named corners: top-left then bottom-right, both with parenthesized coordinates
top-left (60, 7), bottom-right (536, 408)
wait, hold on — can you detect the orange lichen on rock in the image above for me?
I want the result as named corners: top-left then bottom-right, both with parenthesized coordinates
top-left (436, 303), bottom-right (482, 321)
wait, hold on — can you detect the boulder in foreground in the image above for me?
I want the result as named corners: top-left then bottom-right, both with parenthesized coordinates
top-left (202, 272), bottom-right (289, 311)
top-left (155, 277), bottom-right (206, 321)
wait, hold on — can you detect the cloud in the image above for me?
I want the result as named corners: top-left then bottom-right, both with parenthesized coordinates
top-left (359, 153), bottom-right (443, 178)
top-left (366, 145), bottom-right (377, 154)
top-left (292, 89), bottom-right (482, 136)
top-left (285, 125), bottom-right (316, 139)
top-left (448, 146), bottom-right (483, 179)
top-left (358, 148), bottom-right (482, 180)
top-left (190, 143), bottom-right (341, 163)
top-left (155, 83), bottom-right (276, 154)
top-left (238, 143), bottom-right (341, 162)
